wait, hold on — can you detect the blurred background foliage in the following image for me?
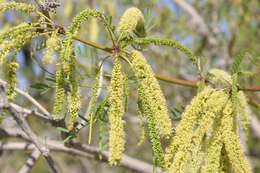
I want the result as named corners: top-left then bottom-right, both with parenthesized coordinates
top-left (0, 0), bottom-right (259, 172)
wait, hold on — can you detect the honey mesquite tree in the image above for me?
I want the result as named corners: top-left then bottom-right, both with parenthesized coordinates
top-left (0, 1), bottom-right (259, 173)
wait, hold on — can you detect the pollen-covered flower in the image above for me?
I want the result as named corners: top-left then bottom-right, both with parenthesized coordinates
top-left (107, 58), bottom-right (126, 165)
top-left (118, 7), bottom-right (146, 37)
top-left (131, 50), bottom-right (172, 138)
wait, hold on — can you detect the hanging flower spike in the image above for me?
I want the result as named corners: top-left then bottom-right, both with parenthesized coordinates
top-left (108, 58), bottom-right (126, 165)
top-left (168, 89), bottom-right (229, 173)
top-left (53, 63), bottom-right (66, 120)
top-left (164, 86), bottom-right (215, 168)
top-left (118, 7), bottom-right (146, 37)
top-left (4, 62), bottom-right (19, 100)
top-left (138, 90), bottom-right (165, 168)
top-left (237, 91), bottom-right (250, 136)
top-left (221, 100), bottom-right (252, 173)
top-left (54, 8), bottom-right (103, 124)
top-left (131, 50), bottom-right (172, 138)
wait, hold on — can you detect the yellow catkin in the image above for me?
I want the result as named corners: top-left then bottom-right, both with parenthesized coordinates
top-left (118, 7), bottom-right (145, 37)
top-left (202, 121), bottom-right (223, 173)
top-left (4, 62), bottom-right (19, 100)
top-left (168, 90), bottom-right (228, 173)
top-left (221, 100), bottom-right (252, 173)
top-left (108, 58), bottom-right (126, 165)
top-left (131, 50), bottom-right (172, 138)
top-left (164, 86), bottom-right (215, 168)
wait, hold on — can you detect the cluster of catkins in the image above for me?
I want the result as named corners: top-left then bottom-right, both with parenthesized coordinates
top-left (0, 2), bottom-right (40, 100)
top-left (0, 2), bottom-right (253, 172)
top-left (164, 70), bottom-right (252, 173)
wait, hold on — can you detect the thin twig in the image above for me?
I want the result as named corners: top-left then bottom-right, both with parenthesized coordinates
top-left (0, 86), bottom-right (59, 173)
top-left (18, 149), bottom-right (41, 173)
top-left (0, 79), bottom-right (50, 117)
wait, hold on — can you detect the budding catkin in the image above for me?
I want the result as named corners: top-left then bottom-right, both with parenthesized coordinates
top-left (118, 7), bottom-right (146, 37)
top-left (131, 50), bottom-right (172, 138)
top-left (108, 58), bottom-right (126, 165)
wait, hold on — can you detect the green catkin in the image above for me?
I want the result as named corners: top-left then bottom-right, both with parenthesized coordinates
top-left (133, 38), bottom-right (197, 63)
top-left (237, 91), bottom-right (250, 136)
top-left (4, 62), bottom-right (19, 100)
top-left (0, 2), bottom-right (36, 14)
top-left (164, 86), bottom-right (215, 168)
top-left (53, 63), bottom-right (65, 120)
top-left (87, 69), bottom-right (103, 144)
top-left (67, 63), bottom-right (81, 131)
top-left (54, 8), bottom-right (102, 122)
top-left (0, 26), bottom-right (38, 65)
top-left (221, 100), bottom-right (252, 173)
top-left (43, 30), bottom-right (60, 64)
top-left (138, 95), bottom-right (165, 168)
top-left (0, 23), bottom-right (38, 45)
top-left (107, 58), bottom-right (126, 165)
top-left (131, 50), bottom-right (172, 138)
top-left (60, 8), bottom-right (102, 76)
top-left (118, 7), bottom-right (145, 37)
